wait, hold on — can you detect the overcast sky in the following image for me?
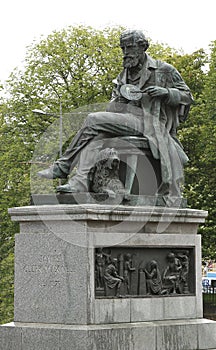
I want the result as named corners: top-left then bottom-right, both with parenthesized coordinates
top-left (0, 0), bottom-right (215, 83)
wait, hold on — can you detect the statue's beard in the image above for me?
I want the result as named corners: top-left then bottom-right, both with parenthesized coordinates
top-left (123, 55), bottom-right (140, 68)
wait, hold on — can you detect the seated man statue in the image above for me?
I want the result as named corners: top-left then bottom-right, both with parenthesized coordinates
top-left (38, 29), bottom-right (193, 196)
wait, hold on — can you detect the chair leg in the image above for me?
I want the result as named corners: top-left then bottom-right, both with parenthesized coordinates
top-left (124, 154), bottom-right (138, 194)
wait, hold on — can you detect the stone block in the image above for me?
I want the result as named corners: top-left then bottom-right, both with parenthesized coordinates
top-left (163, 296), bottom-right (197, 320)
top-left (197, 319), bottom-right (216, 349)
top-left (131, 323), bottom-right (156, 350)
top-left (94, 298), bottom-right (130, 324)
top-left (131, 297), bottom-right (164, 322)
top-left (9, 204), bottom-right (208, 235)
top-left (22, 327), bottom-right (60, 350)
top-left (156, 320), bottom-right (198, 350)
top-left (89, 326), bottom-right (132, 350)
top-left (2, 319), bottom-right (216, 350)
top-left (14, 232), bottom-right (92, 324)
top-left (59, 328), bottom-right (89, 350)
top-left (0, 324), bottom-right (22, 350)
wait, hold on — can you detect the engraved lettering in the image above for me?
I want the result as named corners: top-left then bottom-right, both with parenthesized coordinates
top-left (22, 264), bottom-right (73, 274)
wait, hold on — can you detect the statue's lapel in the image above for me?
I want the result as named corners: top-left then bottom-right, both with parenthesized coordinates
top-left (139, 54), bottom-right (158, 89)
top-left (139, 68), bottom-right (151, 89)
top-left (119, 69), bottom-right (128, 85)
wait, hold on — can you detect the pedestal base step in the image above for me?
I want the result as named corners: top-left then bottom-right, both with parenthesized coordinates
top-left (1, 318), bottom-right (216, 350)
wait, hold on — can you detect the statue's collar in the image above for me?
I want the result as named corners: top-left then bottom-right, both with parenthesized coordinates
top-left (144, 54), bottom-right (157, 69)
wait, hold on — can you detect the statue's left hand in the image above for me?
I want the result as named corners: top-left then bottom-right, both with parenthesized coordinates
top-left (144, 86), bottom-right (168, 98)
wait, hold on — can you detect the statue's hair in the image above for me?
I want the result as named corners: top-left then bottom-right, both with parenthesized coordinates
top-left (120, 30), bottom-right (149, 51)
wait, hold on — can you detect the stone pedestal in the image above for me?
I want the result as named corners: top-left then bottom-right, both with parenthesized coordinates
top-left (1, 204), bottom-right (216, 349)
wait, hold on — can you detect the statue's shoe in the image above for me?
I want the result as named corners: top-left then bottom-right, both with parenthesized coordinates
top-left (56, 183), bottom-right (85, 193)
top-left (38, 165), bottom-right (68, 179)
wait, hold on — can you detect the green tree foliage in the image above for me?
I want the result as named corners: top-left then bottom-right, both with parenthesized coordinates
top-left (0, 25), bottom-right (215, 324)
top-left (181, 41), bottom-right (216, 258)
top-left (0, 251), bottom-right (14, 323)
top-left (0, 25), bottom-right (124, 324)
top-left (6, 25), bottom-right (123, 114)
top-left (0, 105), bottom-right (29, 323)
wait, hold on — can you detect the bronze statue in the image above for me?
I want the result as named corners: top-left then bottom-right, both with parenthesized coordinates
top-left (38, 29), bottom-right (193, 197)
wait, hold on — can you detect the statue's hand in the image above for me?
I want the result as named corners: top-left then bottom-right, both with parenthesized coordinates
top-left (144, 86), bottom-right (168, 98)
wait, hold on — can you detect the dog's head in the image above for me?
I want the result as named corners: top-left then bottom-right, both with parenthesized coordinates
top-left (95, 148), bottom-right (120, 170)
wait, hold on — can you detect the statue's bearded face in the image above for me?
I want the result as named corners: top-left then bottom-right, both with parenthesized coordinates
top-left (120, 39), bottom-right (144, 69)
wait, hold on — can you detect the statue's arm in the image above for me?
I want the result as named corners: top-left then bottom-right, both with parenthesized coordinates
top-left (161, 67), bottom-right (194, 122)
top-left (165, 69), bottom-right (194, 107)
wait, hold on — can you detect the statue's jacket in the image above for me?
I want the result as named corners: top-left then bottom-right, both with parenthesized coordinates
top-left (109, 54), bottom-right (194, 187)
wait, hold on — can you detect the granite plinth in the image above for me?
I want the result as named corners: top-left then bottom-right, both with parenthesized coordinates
top-left (12, 230), bottom-right (203, 324)
top-left (1, 319), bottom-right (216, 350)
top-left (1, 203), bottom-right (216, 349)
top-left (7, 204), bottom-right (206, 325)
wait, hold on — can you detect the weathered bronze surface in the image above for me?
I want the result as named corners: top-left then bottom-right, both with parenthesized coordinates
top-left (95, 247), bottom-right (195, 298)
top-left (38, 29), bottom-right (193, 200)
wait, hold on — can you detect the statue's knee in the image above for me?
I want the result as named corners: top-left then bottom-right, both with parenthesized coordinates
top-left (88, 111), bottom-right (106, 122)
top-left (86, 113), bottom-right (96, 126)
